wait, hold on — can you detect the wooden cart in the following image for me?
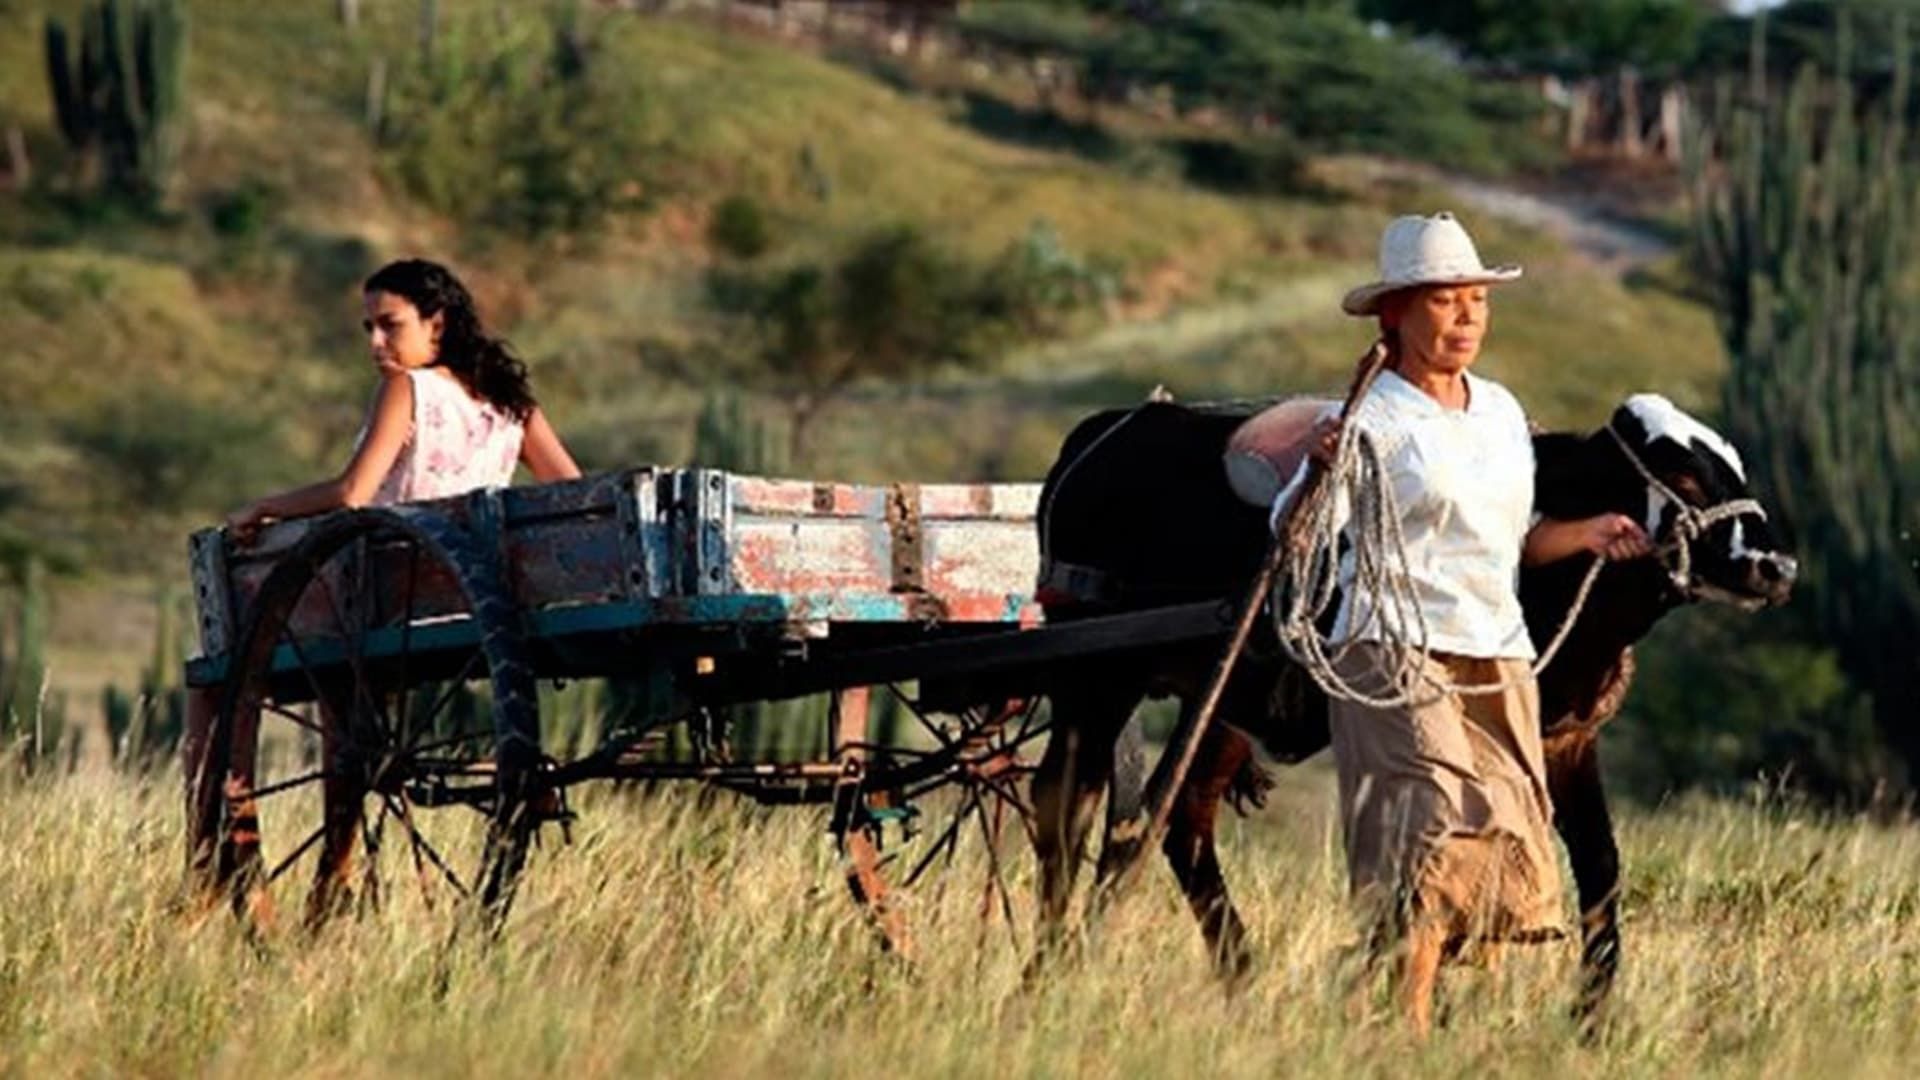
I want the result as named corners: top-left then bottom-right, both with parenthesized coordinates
top-left (182, 468), bottom-right (1235, 948)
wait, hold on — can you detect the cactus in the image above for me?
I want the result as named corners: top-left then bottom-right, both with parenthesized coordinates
top-left (42, 0), bottom-right (187, 203)
top-left (94, 586), bottom-right (188, 770)
top-left (3, 558), bottom-right (48, 745)
top-left (103, 682), bottom-right (134, 761)
top-left (1, 557), bottom-right (51, 770)
top-left (419, 0), bottom-right (440, 66)
top-left (798, 141), bottom-right (833, 204)
top-left (729, 702), bottom-right (763, 761)
top-left (124, 584), bottom-right (186, 767)
top-left (365, 56), bottom-right (388, 138)
top-left (551, 0), bottom-right (590, 84)
top-left (1688, 15), bottom-right (1920, 786)
top-left (146, 583), bottom-right (183, 695)
top-left (43, 691), bottom-right (78, 773)
top-left (692, 392), bottom-right (784, 475)
top-left (0, 584), bottom-right (8, 723)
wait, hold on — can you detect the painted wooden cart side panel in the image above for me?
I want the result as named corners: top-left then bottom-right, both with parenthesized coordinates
top-left (186, 468), bottom-right (1045, 672)
top-left (714, 475), bottom-right (1041, 603)
top-left (195, 473), bottom-right (639, 657)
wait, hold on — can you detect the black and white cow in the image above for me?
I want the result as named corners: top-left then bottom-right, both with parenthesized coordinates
top-left (1028, 393), bottom-right (1796, 1018)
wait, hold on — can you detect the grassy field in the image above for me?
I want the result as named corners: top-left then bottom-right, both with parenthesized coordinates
top-left (2, 762), bottom-right (1917, 1076)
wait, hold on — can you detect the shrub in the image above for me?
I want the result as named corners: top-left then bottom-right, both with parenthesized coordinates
top-left (377, 5), bottom-right (653, 238)
top-left (953, 2), bottom-right (1101, 59)
top-left (62, 394), bottom-right (287, 514)
top-left (708, 224), bottom-right (1015, 460)
top-left (1171, 134), bottom-right (1309, 196)
top-left (207, 181), bottom-right (280, 238)
top-left (1017, 2), bottom-right (1557, 175)
top-left (1609, 608), bottom-right (1886, 805)
top-left (979, 219), bottom-right (1116, 336)
top-left (708, 194), bottom-right (772, 260)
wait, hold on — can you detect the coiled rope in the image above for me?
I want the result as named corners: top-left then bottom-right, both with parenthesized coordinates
top-left (1270, 413), bottom-right (1764, 709)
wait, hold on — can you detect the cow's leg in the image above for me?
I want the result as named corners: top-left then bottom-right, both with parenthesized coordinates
top-left (1548, 733), bottom-right (1622, 1026)
top-left (1160, 722), bottom-right (1255, 985)
top-left (1092, 708), bottom-right (1149, 889)
top-left (1028, 681), bottom-right (1128, 970)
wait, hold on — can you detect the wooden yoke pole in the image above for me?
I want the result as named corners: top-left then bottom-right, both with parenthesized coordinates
top-left (1092, 340), bottom-right (1393, 909)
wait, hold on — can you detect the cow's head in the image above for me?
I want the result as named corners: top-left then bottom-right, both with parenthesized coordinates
top-left (1607, 394), bottom-right (1796, 610)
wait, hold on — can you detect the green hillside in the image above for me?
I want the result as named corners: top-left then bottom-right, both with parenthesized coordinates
top-left (0, 0), bottom-right (1719, 696)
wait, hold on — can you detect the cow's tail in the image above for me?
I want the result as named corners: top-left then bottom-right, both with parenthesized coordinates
top-left (1225, 753), bottom-right (1274, 817)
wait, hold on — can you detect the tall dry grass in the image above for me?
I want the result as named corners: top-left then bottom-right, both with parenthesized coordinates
top-left (2, 763), bottom-right (1917, 1077)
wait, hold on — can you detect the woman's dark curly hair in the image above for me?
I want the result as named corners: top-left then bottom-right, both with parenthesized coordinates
top-left (363, 259), bottom-right (537, 422)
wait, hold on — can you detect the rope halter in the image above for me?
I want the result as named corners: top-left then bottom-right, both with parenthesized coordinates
top-left (1603, 424), bottom-right (1767, 603)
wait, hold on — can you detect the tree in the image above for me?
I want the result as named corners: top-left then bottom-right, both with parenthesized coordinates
top-left (1687, 19), bottom-right (1920, 792)
top-left (376, 2), bottom-right (651, 238)
top-left (1694, 1), bottom-right (1920, 80)
top-left (710, 225), bottom-right (1001, 462)
top-left (1360, 0), bottom-right (1712, 74)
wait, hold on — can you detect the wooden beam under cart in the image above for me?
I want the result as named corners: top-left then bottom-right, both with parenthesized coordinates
top-left (686, 600), bottom-right (1237, 705)
top-left (188, 597), bottom-right (1235, 711)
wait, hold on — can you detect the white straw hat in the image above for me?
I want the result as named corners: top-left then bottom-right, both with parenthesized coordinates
top-left (1340, 211), bottom-right (1522, 316)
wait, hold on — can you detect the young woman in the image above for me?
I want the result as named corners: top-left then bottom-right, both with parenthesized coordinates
top-left (226, 259), bottom-right (580, 541)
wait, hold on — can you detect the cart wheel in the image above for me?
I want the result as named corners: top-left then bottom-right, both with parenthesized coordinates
top-left (186, 508), bottom-right (548, 936)
top-left (893, 695), bottom-right (1046, 942)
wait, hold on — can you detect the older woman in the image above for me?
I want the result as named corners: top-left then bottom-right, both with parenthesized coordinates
top-left (1276, 212), bottom-right (1652, 1032)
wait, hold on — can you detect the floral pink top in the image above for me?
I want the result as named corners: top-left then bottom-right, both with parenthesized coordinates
top-left (369, 369), bottom-right (525, 506)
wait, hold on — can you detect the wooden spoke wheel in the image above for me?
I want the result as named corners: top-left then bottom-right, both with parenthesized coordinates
top-left (921, 698), bottom-right (1045, 914)
top-left (878, 692), bottom-right (1047, 945)
top-left (186, 509), bottom-right (551, 935)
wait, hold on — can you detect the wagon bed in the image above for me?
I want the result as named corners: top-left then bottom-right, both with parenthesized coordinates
top-left (185, 467), bottom-right (1231, 710)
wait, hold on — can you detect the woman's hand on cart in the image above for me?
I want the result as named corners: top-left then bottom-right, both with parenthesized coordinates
top-left (224, 502), bottom-right (274, 547)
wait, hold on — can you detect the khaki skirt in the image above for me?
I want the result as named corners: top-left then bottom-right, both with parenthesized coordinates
top-left (1329, 645), bottom-right (1565, 943)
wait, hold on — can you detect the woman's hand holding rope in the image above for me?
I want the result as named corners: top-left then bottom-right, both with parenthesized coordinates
top-left (1585, 514), bottom-right (1653, 561)
top-left (1272, 423), bottom-right (1615, 708)
top-left (1523, 513), bottom-right (1652, 567)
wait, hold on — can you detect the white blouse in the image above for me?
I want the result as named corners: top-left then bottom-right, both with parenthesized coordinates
top-left (1270, 368), bottom-right (1536, 660)
top-left (366, 369), bottom-right (526, 507)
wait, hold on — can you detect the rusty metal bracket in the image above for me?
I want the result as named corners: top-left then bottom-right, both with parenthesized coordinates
top-left (886, 483), bottom-right (924, 593)
top-left (886, 483), bottom-right (950, 622)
